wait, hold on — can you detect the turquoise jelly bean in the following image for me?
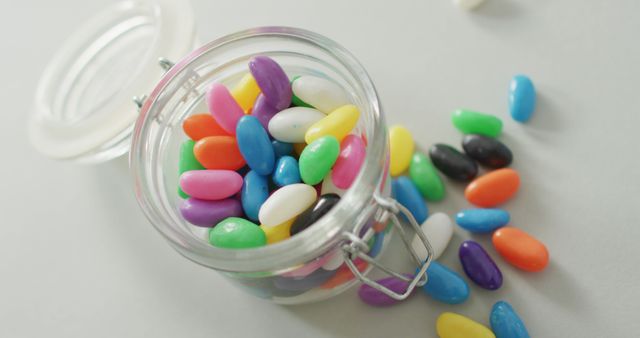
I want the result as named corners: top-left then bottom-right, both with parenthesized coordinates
top-left (272, 156), bottom-right (301, 187)
top-left (509, 75), bottom-right (536, 123)
top-left (272, 140), bottom-right (293, 158)
top-left (456, 208), bottom-right (510, 233)
top-left (392, 177), bottom-right (428, 224)
top-left (241, 170), bottom-right (269, 222)
top-left (491, 301), bottom-right (531, 338)
top-left (236, 115), bottom-right (275, 175)
top-left (419, 261), bottom-right (469, 304)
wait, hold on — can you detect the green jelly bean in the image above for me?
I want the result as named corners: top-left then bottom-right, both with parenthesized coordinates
top-left (209, 217), bottom-right (267, 249)
top-left (178, 140), bottom-right (205, 198)
top-left (451, 109), bottom-right (503, 138)
top-left (409, 152), bottom-right (445, 201)
top-left (299, 136), bottom-right (340, 185)
top-left (291, 76), bottom-right (313, 108)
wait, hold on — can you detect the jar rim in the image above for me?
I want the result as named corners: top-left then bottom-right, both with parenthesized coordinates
top-left (130, 26), bottom-right (388, 273)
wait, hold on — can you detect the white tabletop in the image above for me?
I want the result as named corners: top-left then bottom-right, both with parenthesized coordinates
top-left (2, 0), bottom-right (639, 337)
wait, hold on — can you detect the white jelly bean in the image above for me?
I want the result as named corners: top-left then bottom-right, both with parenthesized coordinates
top-left (292, 76), bottom-right (350, 114)
top-left (258, 184), bottom-right (317, 227)
top-left (268, 107), bottom-right (326, 143)
top-left (411, 212), bottom-right (453, 261)
top-left (321, 249), bottom-right (345, 271)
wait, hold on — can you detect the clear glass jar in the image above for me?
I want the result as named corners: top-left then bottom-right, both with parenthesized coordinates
top-left (130, 27), bottom-right (432, 304)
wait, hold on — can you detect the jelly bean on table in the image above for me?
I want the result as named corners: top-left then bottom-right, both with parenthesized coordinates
top-left (456, 208), bottom-right (510, 233)
top-left (420, 261), bottom-right (469, 305)
top-left (465, 168), bottom-right (520, 207)
top-left (429, 143), bottom-right (478, 181)
top-left (392, 176), bottom-right (429, 224)
top-left (409, 152), bottom-right (445, 201)
top-left (410, 212), bottom-right (453, 261)
top-left (389, 125), bottom-right (415, 177)
top-left (509, 74), bottom-right (536, 123)
top-left (491, 301), bottom-right (531, 338)
top-left (493, 227), bottom-right (549, 272)
top-left (459, 240), bottom-right (503, 290)
top-left (452, 109), bottom-right (503, 138)
top-left (462, 134), bottom-right (513, 169)
top-left (437, 312), bottom-right (496, 338)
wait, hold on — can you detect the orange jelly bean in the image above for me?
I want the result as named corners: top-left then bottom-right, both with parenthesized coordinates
top-left (465, 168), bottom-right (520, 207)
top-left (492, 227), bottom-right (549, 272)
top-left (193, 136), bottom-right (246, 170)
top-left (320, 259), bottom-right (368, 289)
top-left (183, 114), bottom-right (230, 141)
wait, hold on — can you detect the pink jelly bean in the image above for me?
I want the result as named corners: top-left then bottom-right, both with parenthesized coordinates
top-left (282, 253), bottom-right (334, 278)
top-left (179, 170), bottom-right (243, 200)
top-left (331, 135), bottom-right (366, 189)
top-left (206, 83), bottom-right (244, 135)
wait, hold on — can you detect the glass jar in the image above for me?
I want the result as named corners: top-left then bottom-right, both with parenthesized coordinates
top-left (29, 1), bottom-right (434, 305)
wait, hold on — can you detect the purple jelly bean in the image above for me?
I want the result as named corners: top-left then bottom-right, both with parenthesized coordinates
top-left (179, 198), bottom-right (243, 227)
top-left (459, 240), bottom-right (503, 290)
top-left (249, 56), bottom-right (292, 110)
top-left (252, 94), bottom-right (280, 131)
top-left (273, 268), bottom-right (336, 292)
top-left (357, 274), bottom-right (413, 307)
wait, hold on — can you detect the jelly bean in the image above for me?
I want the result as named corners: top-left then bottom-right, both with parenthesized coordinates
top-left (305, 104), bottom-right (360, 144)
top-left (268, 107), bottom-right (326, 143)
top-left (321, 171), bottom-right (347, 196)
top-left (206, 83), bottom-right (245, 135)
top-left (273, 267), bottom-right (336, 292)
top-left (437, 312), bottom-right (496, 338)
top-left (509, 75), bottom-right (536, 123)
top-left (209, 217), bottom-right (266, 249)
top-left (453, 0), bottom-right (486, 11)
top-left (456, 208), bottom-right (510, 233)
top-left (368, 231), bottom-right (385, 258)
top-left (261, 218), bottom-right (294, 245)
top-left (193, 136), bottom-right (246, 170)
top-left (291, 77), bottom-right (313, 108)
top-left (331, 135), bottom-right (366, 189)
top-left (178, 140), bottom-right (205, 198)
top-left (291, 75), bottom-right (350, 113)
top-left (320, 258), bottom-right (368, 289)
top-left (180, 198), bottom-right (243, 227)
top-left (420, 261), bottom-right (469, 304)
top-left (231, 73), bottom-right (261, 113)
top-left (236, 115), bottom-right (275, 175)
top-left (272, 156), bottom-right (301, 187)
top-left (459, 240), bottom-right (503, 290)
top-left (389, 125), bottom-right (414, 177)
top-left (462, 134), bottom-right (513, 169)
top-left (465, 168), bottom-right (520, 207)
top-left (252, 94), bottom-right (280, 130)
top-left (179, 170), bottom-right (243, 200)
top-left (259, 183), bottom-right (317, 227)
top-left (249, 56), bottom-right (292, 110)
top-left (452, 109), bottom-right (503, 138)
top-left (358, 274), bottom-right (413, 307)
top-left (410, 212), bottom-right (453, 261)
top-left (392, 177), bottom-right (428, 224)
top-left (290, 193), bottom-right (340, 235)
top-left (241, 170), bottom-right (270, 222)
top-left (409, 152), bottom-right (445, 201)
top-left (182, 114), bottom-right (230, 141)
top-left (272, 140), bottom-right (293, 159)
top-left (492, 227), bottom-right (549, 272)
top-left (321, 249), bottom-right (345, 271)
top-left (299, 136), bottom-right (340, 185)
top-left (491, 301), bottom-right (531, 338)
top-left (429, 144), bottom-right (478, 181)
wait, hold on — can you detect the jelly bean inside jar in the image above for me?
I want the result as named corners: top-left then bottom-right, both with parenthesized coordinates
top-left (129, 28), bottom-right (408, 305)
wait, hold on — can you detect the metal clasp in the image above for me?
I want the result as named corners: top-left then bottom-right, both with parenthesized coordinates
top-left (341, 193), bottom-right (435, 300)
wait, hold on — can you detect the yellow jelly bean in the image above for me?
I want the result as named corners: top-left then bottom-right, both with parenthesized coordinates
top-left (231, 73), bottom-right (261, 114)
top-left (293, 142), bottom-right (306, 157)
top-left (389, 125), bottom-right (414, 176)
top-left (436, 312), bottom-right (495, 338)
top-left (304, 104), bottom-right (360, 144)
top-left (261, 219), bottom-right (294, 244)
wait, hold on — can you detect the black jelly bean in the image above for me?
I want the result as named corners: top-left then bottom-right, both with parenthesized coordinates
top-left (428, 144), bottom-right (478, 181)
top-left (462, 134), bottom-right (513, 168)
top-left (290, 193), bottom-right (341, 235)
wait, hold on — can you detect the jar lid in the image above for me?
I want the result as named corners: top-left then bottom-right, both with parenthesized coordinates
top-left (28, 0), bottom-right (196, 162)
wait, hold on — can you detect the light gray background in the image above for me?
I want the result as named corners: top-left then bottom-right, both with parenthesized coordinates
top-left (2, 0), bottom-right (639, 337)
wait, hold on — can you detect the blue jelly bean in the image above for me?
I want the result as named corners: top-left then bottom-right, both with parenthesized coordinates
top-left (241, 170), bottom-right (269, 221)
top-left (369, 231), bottom-right (385, 258)
top-left (418, 261), bottom-right (469, 304)
top-left (272, 156), bottom-right (301, 187)
top-left (236, 115), bottom-right (275, 175)
top-left (272, 140), bottom-right (293, 159)
top-left (491, 301), bottom-right (531, 338)
top-left (509, 75), bottom-right (536, 123)
top-left (456, 208), bottom-right (510, 233)
top-left (392, 177), bottom-right (428, 224)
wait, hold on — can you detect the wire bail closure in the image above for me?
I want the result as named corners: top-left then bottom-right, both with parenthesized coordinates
top-left (341, 193), bottom-right (435, 300)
